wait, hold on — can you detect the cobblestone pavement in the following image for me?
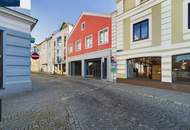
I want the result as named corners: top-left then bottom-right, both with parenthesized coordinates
top-left (0, 74), bottom-right (190, 130)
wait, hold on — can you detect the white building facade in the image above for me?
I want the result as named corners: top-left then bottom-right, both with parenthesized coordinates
top-left (52, 23), bottom-right (73, 75)
top-left (33, 23), bottom-right (73, 75)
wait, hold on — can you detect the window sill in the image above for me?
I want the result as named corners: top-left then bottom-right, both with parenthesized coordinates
top-left (85, 47), bottom-right (93, 49)
top-left (98, 42), bottom-right (109, 46)
top-left (131, 38), bottom-right (151, 44)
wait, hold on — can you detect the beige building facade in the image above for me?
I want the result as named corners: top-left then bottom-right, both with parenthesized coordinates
top-left (31, 22), bottom-right (73, 75)
top-left (113, 0), bottom-right (190, 84)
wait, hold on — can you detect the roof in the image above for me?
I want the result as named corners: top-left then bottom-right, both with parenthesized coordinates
top-left (0, 6), bottom-right (38, 31)
top-left (60, 22), bottom-right (74, 30)
top-left (37, 36), bottom-right (52, 46)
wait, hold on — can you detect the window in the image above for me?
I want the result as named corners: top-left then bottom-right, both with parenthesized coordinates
top-left (98, 28), bottom-right (109, 45)
top-left (64, 36), bottom-right (67, 42)
top-left (135, 0), bottom-right (148, 6)
top-left (57, 49), bottom-right (59, 55)
top-left (85, 35), bottom-right (93, 49)
top-left (172, 53), bottom-right (190, 83)
top-left (68, 45), bottom-right (73, 54)
top-left (75, 40), bottom-right (81, 51)
top-left (133, 19), bottom-right (149, 41)
top-left (57, 36), bottom-right (62, 43)
top-left (140, 0), bottom-right (148, 4)
top-left (81, 22), bottom-right (85, 31)
top-left (188, 3), bottom-right (190, 29)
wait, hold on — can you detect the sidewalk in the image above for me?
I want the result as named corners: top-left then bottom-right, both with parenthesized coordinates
top-left (115, 83), bottom-right (190, 108)
top-left (70, 77), bottom-right (190, 108)
top-left (33, 73), bottom-right (190, 108)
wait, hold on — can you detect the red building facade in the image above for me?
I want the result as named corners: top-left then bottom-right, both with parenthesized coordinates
top-left (67, 12), bottom-right (112, 80)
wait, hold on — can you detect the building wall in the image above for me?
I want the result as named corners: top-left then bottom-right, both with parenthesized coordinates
top-left (67, 13), bottom-right (112, 81)
top-left (53, 24), bottom-right (73, 75)
top-left (0, 6), bottom-right (37, 96)
top-left (114, 0), bottom-right (190, 83)
top-left (31, 59), bottom-right (40, 72)
top-left (37, 37), bottom-right (54, 74)
top-left (0, 26), bottom-right (32, 95)
top-left (68, 14), bottom-right (112, 57)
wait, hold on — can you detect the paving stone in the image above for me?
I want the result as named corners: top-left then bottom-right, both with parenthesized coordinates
top-left (0, 73), bottom-right (190, 130)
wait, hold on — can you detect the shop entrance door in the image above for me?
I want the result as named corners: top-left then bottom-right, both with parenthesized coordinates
top-left (0, 31), bottom-right (3, 89)
top-left (86, 59), bottom-right (101, 79)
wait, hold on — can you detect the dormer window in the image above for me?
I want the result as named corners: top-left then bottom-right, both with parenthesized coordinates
top-left (81, 22), bottom-right (85, 31)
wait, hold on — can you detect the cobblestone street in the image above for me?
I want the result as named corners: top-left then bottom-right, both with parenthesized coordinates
top-left (1, 74), bottom-right (190, 130)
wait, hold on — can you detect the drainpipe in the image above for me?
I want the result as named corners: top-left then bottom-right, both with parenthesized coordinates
top-left (54, 41), bottom-right (55, 74)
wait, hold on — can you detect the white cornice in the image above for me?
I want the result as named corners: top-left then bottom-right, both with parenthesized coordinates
top-left (116, 0), bottom-right (164, 21)
top-left (0, 7), bottom-right (38, 30)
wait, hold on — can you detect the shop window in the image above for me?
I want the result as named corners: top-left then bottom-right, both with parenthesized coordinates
top-left (127, 57), bottom-right (161, 81)
top-left (98, 28), bottom-right (109, 45)
top-left (85, 35), bottom-right (93, 48)
top-left (133, 19), bottom-right (149, 41)
top-left (172, 53), bottom-right (190, 83)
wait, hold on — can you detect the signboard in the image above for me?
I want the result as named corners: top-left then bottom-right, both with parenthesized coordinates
top-left (0, 0), bottom-right (20, 7)
top-left (31, 52), bottom-right (39, 60)
top-left (111, 56), bottom-right (117, 73)
top-left (111, 67), bottom-right (117, 73)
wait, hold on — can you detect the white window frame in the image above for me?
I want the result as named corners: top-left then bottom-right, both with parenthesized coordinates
top-left (81, 22), bottom-right (86, 31)
top-left (183, 0), bottom-right (190, 34)
top-left (75, 40), bottom-right (81, 51)
top-left (135, 0), bottom-right (141, 6)
top-left (98, 27), bottom-right (109, 45)
top-left (85, 34), bottom-right (93, 49)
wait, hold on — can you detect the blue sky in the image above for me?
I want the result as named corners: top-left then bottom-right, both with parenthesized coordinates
top-left (31, 0), bottom-right (116, 44)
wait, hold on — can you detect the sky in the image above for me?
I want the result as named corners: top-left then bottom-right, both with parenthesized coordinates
top-left (31, 0), bottom-right (116, 44)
